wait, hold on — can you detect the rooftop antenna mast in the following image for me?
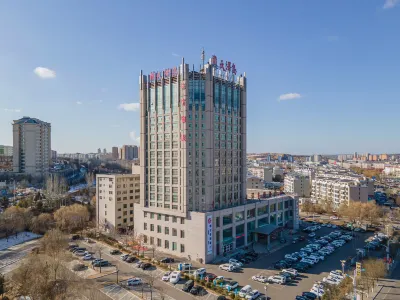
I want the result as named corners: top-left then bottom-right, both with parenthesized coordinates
top-left (201, 47), bottom-right (205, 71)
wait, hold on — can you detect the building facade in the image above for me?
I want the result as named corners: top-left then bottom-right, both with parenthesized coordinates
top-left (120, 145), bottom-right (139, 160)
top-left (112, 147), bottom-right (119, 159)
top-left (96, 174), bottom-right (140, 231)
top-left (311, 177), bottom-right (368, 209)
top-left (133, 56), bottom-right (299, 263)
top-left (246, 176), bottom-right (264, 189)
top-left (0, 145), bottom-right (13, 156)
top-left (284, 173), bottom-right (311, 197)
top-left (12, 117), bottom-right (51, 175)
top-left (248, 167), bottom-right (273, 182)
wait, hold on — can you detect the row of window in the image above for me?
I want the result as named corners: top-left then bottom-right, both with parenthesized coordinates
top-left (144, 223), bottom-right (185, 238)
top-left (143, 235), bottom-right (185, 253)
top-left (144, 212), bottom-right (185, 223)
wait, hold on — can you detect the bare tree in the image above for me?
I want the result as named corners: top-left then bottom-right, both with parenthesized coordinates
top-left (54, 204), bottom-right (89, 234)
top-left (93, 244), bottom-right (105, 273)
top-left (30, 213), bottom-right (55, 234)
top-left (43, 174), bottom-right (69, 209)
top-left (40, 229), bottom-right (68, 281)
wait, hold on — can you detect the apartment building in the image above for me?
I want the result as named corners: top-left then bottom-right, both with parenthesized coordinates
top-left (120, 145), bottom-right (139, 160)
top-left (0, 145), bottom-right (13, 156)
top-left (246, 175), bottom-right (264, 189)
top-left (311, 177), bottom-right (368, 209)
top-left (248, 167), bottom-right (273, 182)
top-left (284, 173), bottom-right (311, 197)
top-left (12, 117), bottom-right (51, 175)
top-left (112, 147), bottom-right (119, 159)
top-left (96, 174), bottom-right (140, 231)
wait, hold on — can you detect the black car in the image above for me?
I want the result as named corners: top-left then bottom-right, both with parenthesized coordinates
top-left (72, 247), bottom-right (86, 253)
top-left (141, 263), bottom-right (151, 270)
top-left (217, 297), bottom-right (226, 300)
top-left (182, 280), bottom-right (194, 292)
top-left (160, 257), bottom-right (175, 263)
top-left (295, 296), bottom-right (308, 300)
top-left (302, 292), bottom-right (317, 300)
top-left (190, 286), bottom-right (205, 296)
top-left (280, 272), bottom-right (293, 282)
top-left (246, 251), bottom-right (258, 258)
top-left (245, 255), bottom-right (257, 262)
top-left (110, 249), bottom-right (120, 255)
top-left (71, 234), bottom-right (80, 240)
top-left (240, 257), bottom-right (250, 264)
top-left (126, 256), bottom-right (136, 263)
top-left (274, 262), bottom-right (287, 270)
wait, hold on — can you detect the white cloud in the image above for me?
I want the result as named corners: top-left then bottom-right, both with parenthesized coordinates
top-left (34, 67), bottom-right (56, 79)
top-left (76, 101), bottom-right (83, 105)
top-left (278, 93), bottom-right (302, 101)
top-left (384, 0), bottom-right (399, 9)
top-left (4, 108), bottom-right (21, 113)
top-left (118, 103), bottom-right (140, 112)
top-left (129, 131), bottom-right (140, 145)
top-left (172, 52), bottom-right (181, 57)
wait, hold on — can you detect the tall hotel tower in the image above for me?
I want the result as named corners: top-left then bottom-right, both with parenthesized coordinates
top-left (135, 55), bottom-right (297, 263)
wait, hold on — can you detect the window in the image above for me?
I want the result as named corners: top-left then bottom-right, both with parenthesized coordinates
top-left (130, 203), bottom-right (133, 207)
top-left (143, 235), bottom-right (148, 243)
top-left (258, 206), bottom-right (268, 216)
top-left (144, 223), bottom-right (147, 230)
top-left (130, 210), bottom-right (133, 214)
top-left (247, 208), bottom-right (255, 218)
top-left (165, 215), bottom-right (169, 221)
top-left (144, 212), bottom-right (148, 218)
top-left (172, 216), bottom-right (177, 223)
top-left (180, 218), bottom-right (185, 224)
top-left (150, 213), bottom-right (155, 219)
top-left (180, 244), bottom-right (185, 253)
top-left (150, 224), bottom-right (154, 231)
top-left (123, 204), bottom-right (127, 208)
top-left (172, 228), bottom-right (177, 236)
top-left (223, 214), bottom-right (233, 226)
top-left (165, 240), bottom-right (169, 249)
top-left (150, 237), bottom-right (154, 245)
top-left (235, 211), bottom-right (244, 221)
top-left (216, 216), bottom-right (220, 228)
top-left (117, 208), bottom-right (121, 212)
top-left (157, 214), bottom-right (162, 220)
top-left (180, 230), bottom-right (185, 238)
top-left (172, 242), bottom-right (177, 251)
top-left (165, 227), bottom-right (169, 235)
top-left (157, 238), bottom-right (162, 247)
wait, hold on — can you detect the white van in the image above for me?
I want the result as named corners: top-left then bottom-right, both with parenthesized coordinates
top-left (169, 271), bottom-right (181, 284)
top-left (307, 256), bottom-right (319, 264)
top-left (239, 285), bottom-right (252, 297)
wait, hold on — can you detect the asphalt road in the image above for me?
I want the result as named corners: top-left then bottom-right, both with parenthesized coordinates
top-left (0, 238), bottom-right (40, 274)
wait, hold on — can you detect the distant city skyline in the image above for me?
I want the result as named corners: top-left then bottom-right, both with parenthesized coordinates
top-left (1, 1), bottom-right (399, 154)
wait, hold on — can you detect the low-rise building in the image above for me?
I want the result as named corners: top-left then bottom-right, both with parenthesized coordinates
top-left (248, 167), bottom-right (273, 182)
top-left (284, 173), bottom-right (311, 197)
top-left (134, 194), bottom-right (299, 263)
top-left (96, 174), bottom-right (140, 231)
top-left (247, 175), bottom-right (264, 189)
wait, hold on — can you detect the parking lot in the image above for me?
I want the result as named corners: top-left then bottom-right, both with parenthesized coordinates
top-left (199, 224), bottom-right (373, 299)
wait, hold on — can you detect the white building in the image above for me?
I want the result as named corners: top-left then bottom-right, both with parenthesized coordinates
top-left (273, 167), bottom-right (284, 178)
top-left (12, 117), bottom-right (51, 175)
top-left (311, 177), bottom-right (368, 209)
top-left (248, 167), bottom-right (273, 182)
top-left (0, 145), bottom-right (13, 156)
top-left (284, 173), bottom-right (311, 197)
top-left (246, 175), bottom-right (264, 189)
top-left (96, 174), bottom-right (140, 231)
top-left (384, 166), bottom-right (400, 177)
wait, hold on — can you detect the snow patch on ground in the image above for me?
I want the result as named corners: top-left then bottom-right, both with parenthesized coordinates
top-left (0, 231), bottom-right (42, 251)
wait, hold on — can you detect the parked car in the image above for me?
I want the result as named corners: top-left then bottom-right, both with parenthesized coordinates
top-left (228, 258), bottom-right (243, 267)
top-left (93, 260), bottom-right (109, 267)
top-left (280, 272), bottom-right (293, 282)
top-left (245, 290), bottom-right (260, 300)
top-left (181, 263), bottom-right (192, 270)
top-left (190, 285), bottom-right (205, 295)
top-left (302, 292), bottom-right (317, 300)
top-left (162, 272), bottom-right (171, 281)
top-left (127, 278), bottom-right (142, 286)
top-left (194, 268), bottom-right (207, 277)
top-left (282, 268), bottom-right (298, 277)
top-left (252, 275), bottom-right (268, 283)
top-left (225, 281), bottom-right (239, 290)
top-left (182, 280), bottom-right (194, 292)
top-left (169, 271), bottom-right (181, 284)
top-left (141, 263), bottom-right (151, 270)
top-left (126, 256), bottom-right (136, 263)
top-left (135, 260), bottom-right (143, 268)
top-left (110, 249), bottom-right (120, 255)
top-left (82, 254), bottom-right (92, 260)
top-left (238, 285), bottom-right (253, 297)
top-left (268, 275), bottom-right (286, 284)
top-left (121, 254), bottom-right (130, 261)
top-left (160, 257), bottom-right (175, 263)
top-left (205, 273), bottom-right (217, 281)
top-left (219, 264), bottom-right (235, 272)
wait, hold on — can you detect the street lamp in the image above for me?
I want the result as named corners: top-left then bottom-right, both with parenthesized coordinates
top-left (340, 260), bottom-right (346, 275)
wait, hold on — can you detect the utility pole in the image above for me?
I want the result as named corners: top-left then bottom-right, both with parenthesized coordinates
top-left (340, 260), bottom-right (346, 275)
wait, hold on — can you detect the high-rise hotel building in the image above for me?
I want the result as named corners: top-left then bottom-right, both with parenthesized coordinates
top-left (134, 56), bottom-right (298, 263)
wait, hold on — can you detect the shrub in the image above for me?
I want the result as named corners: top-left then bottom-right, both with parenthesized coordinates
top-left (229, 293), bottom-right (236, 299)
top-left (195, 277), bottom-right (200, 283)
top-left (200, 279), bottom-right (206, 286)
top-left (206, 282), bottom-right (212, 288)
top-left (189, 275), bottom-right (195, 281)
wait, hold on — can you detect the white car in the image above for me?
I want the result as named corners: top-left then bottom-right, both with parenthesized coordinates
top-left (268, 275), bottom-right (286, 284)
top-left (82, 254), bottom-right (92, 260)
top-left (229, 259), bottom-right (243, 268)
top-left (282, 268), bottom-right (299, 277)
top-left (219, 264), bottom-right (235, 272)
top-left (161, 271), bottom-right (171, 281)
top-left (310, 287), bottom-right (324, 297)
top-left (308, 233), bottom-right (316, 238)
top-left (121, 254), bottom-right (130, 260)
top-left (330, 270), bottom-right (343, 277)
top-left (310, 254), bottom-right (324, 261)
top-left (252, 275), bottom-right (268, 283)
top-left (225, 281), bottom-right (239, 290)
top-left (245, 290), bottom-right (260, 300)
top-left (327, 224), bottom-right (332, 228)
top-left (323, 277), bottom-right (340, 285)
top-left (169, 271), bottom-right (181, 284)
top-left (238, 285), bottom-right (253, 297)
top-left (75, 250), bottom-right (87, 256)
top-left (298, 252), bottom-right (309, 258)
top-left (194, 268), bottom-right (206, 276)
top-left (127, 278), bottom-right (142, 286)
top-left (330, 216), bottom-right (339, 220)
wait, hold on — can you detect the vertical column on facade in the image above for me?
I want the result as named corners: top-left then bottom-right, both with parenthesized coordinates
top-left (180, 62), bottom-right (189, 214)
top-left (139, 71), bottom-right (148, 208)
top-left (205, 65), bottom-right (214, 212)
top-left (240, 75), bottom-right (247, 205)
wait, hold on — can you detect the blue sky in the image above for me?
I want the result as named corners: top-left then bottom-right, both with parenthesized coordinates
top-left (0, 0), bottom-right (399, 155)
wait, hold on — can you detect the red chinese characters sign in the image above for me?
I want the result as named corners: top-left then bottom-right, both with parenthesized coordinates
top-left (181, 134), bottom-right (186, 142)
top-left (211, 55), bottom-right (237, 75)
top-left (149, 66), bottom-right (179, 82)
